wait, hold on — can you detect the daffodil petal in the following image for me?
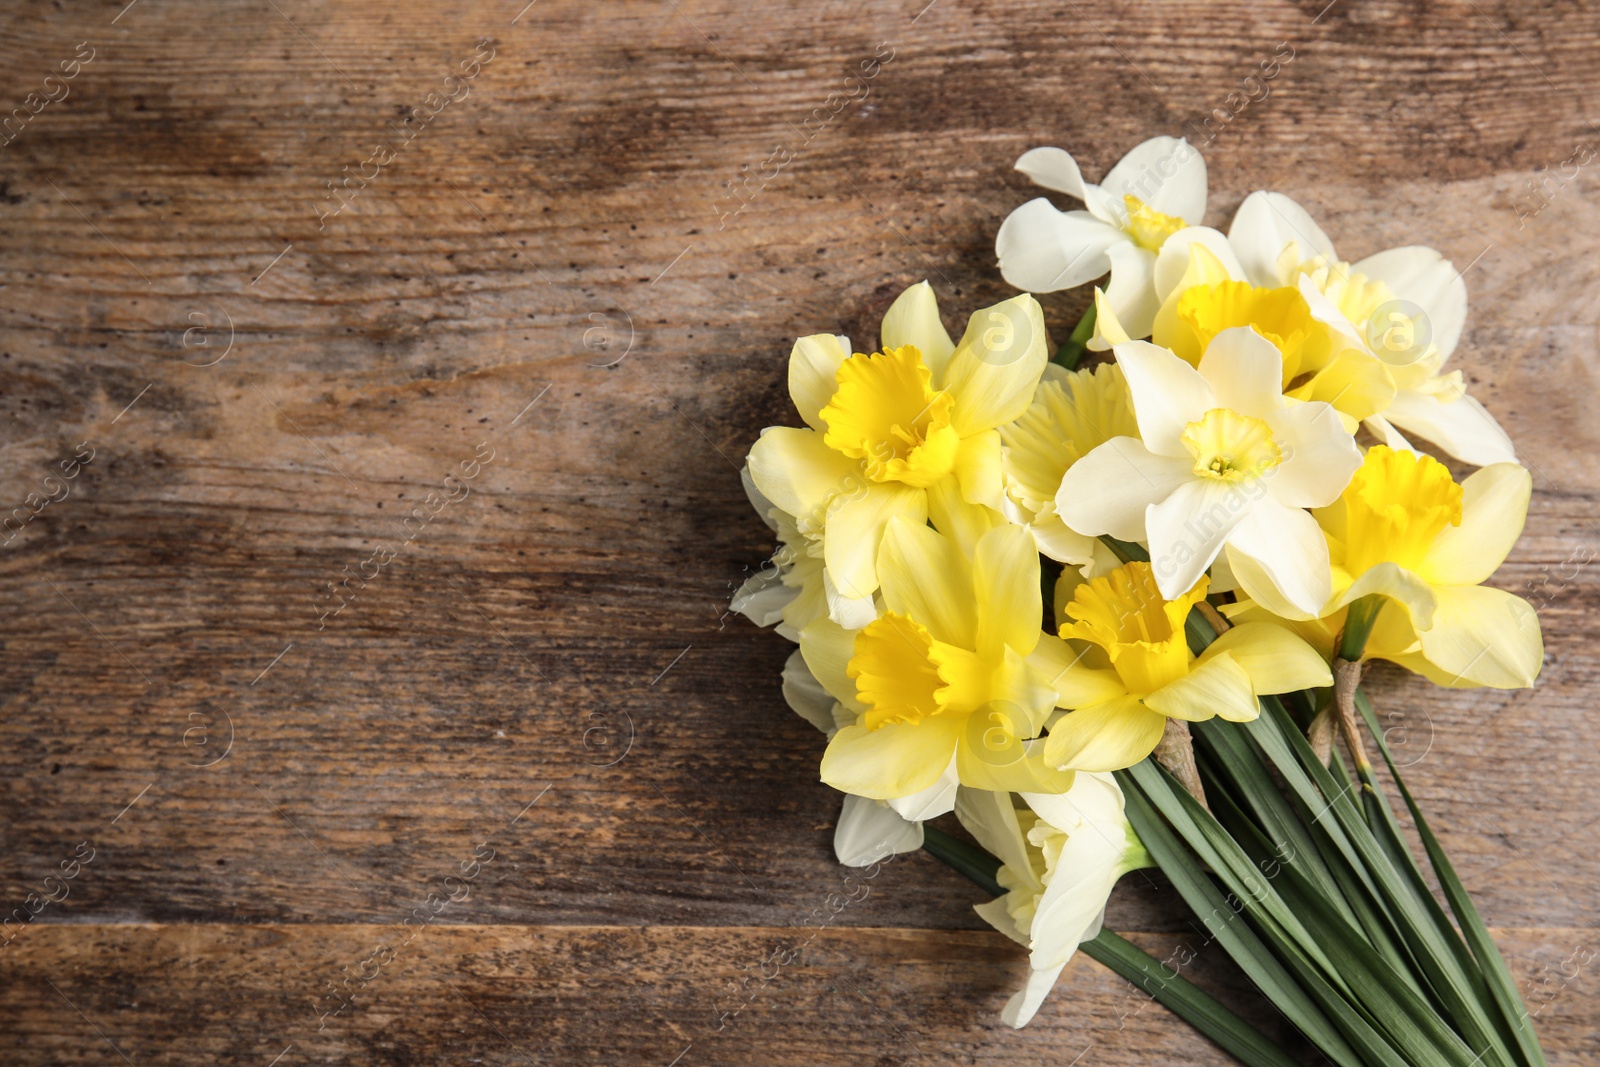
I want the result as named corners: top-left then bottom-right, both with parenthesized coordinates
top-left (1144, 649), bottom-right (1258, 722)
top-left (1228, 190), bottom-right (1337, 288)
top-left (1354, 245), bottom-right (1467, 362)
top-left (798, 616), bottom-right (864, 710)
top-left (1090, 286), bottom-right (1130, 350)
top-left (1198, 622), bottom-right (1332, 695)
top-left (1043, 694), bottom-right (1166, 772)
top-left (1330, 561), bottom-right (1438, 633)
top-left (958, 732), bottom-right (1077, 795)
top-left (943, 295), bottom-right (1049, 435)
top-left (996, 200), bottom-right (1125, 293)
top-left (1014, 146), bottom-right (1122, 223)
top-left (1409, 584), bottom-right (1543, 689)
top-left (888, 755), bottom-right (960, 821)
top-left (1293, 349), bottom-right (1397, 424)
top-left (955, 430), bottom-right (1006, 511)
top-left (789, 333), bottom-right (852, 431)
top-left (821, 717), bottom-right (964, 800)
top-left (1419, 463), bottom-right (1532, 586)
top-left (1114, 340), bottom-right (1217, 456)
top-left (1146, 477), bottom-right (1247, 600)
top-left (975, 524), bottom-right (1043, 658)
top-left (1101, 242), bottom-right (1160, 340)
top-left (748, 426), bottom-right (862, 521)
top-left (1153, 226), bottom-right (1245, 302)
top-left (1224, 495), bottom-right (1334, 618)
top-left (1265, 399), bottom-right (1364, 510)
top-left (1197, 324), bottom-right (1288, 416)
top-left (1030, 513), bottom-right (1103, 567)
top-left (880, 281), bottom-right (955, 379)
top-left (834, 793), bottom-right (925, 867)
top-left (956, 786), bottom-right (1038, 882)
top-left (1001, 962), bottom-right (1069, 1029)
top-left (1101, 135), bottom-right (1207, 221)
top-left (782, 649), bottom-right (838, 734)
top-left (876, 516), bottom-right (977, 648)
top-left (1056, 436), bottom-right (1192, 542)
top-left (1382, 389), bottom-right (1517, 468)
top-left (1028, 632), bottom-right (1129, 708)
top-left (822, 482), bottom-right (926, 605)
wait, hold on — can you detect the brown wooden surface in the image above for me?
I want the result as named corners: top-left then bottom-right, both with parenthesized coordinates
top-left (1, 0), bottom-right (1597, 1063)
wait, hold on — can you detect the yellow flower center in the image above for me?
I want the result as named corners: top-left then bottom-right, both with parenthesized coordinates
top-left (849, 612), bottom-right (947, 729)
top-left (1289, 256), bottom-right (1394, 329)
top-left (1331, 446), bottom-right (1463, 575)
top-left (1124, 195), bottom-right (1186, 252)
top-left (820, 345), bottom-right (960, 487)
top-left (1171, 281), bottom-right (1328, 380)
top-left (1180, 408), bottom-right (1282, 481)
top-left (1061, 562), bottom-right (1207, 694)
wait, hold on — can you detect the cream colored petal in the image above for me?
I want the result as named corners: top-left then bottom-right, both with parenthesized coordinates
top-left (748, 426), bottom-right (860, 521)
top-left (876, 515), bottom-right (977, 648)
top-left (732, 566), bottom-right (795, 629)
top-left (822, 483), bottom-right (926, 606)
top-left (957, 728), bottom-right (1076, 795)
top-left (788, 333), bottom-right (852, 431)
top-left (1014, 145), bottom-right (1121, 223)
top-left (822, 571), bottom-right (878, 632)
top-left (1090, 286), bottom-right (1130, 351)
top-left (741, 465), bottom-right (780, 531)
top-left (1144, 650), bottom-right (1259, 722)
top-left (1223, 495), bottom-right (1333, 618)
top-left (1114, 340), bottom-right (1217, 456)
top-left (1382, 389), bottom-right (1518, 468)
top-left (1153, 225), bottom-right (1245, 302)
top-left (1419, 463), bottom-right (1531, 587)
top-left (1290, 349), bottom-right (1397, 425)
top-left (996, 200), bottom-right (1125, 293)
top-left (1197, 324), bottom-right (1289, 417)
top-left (782, 649), bottom-right (839, 734)
top-left (956, 786), bottom-right (1039, 883)
top-left (1223, 547), bottom-right (1315, 622)
top-left (1146, 477), bottom-right (1246, 601)
top-left (975, 895), bottom-right (1032, 948)
top-left (1001, 961), bottom-right (1070, 1029)
top-left (1030, 515), bottom-right (1103, 567)
top-left (1227, 190), bottom-right (1337, 288)
top-left (943, 295), bottom-right (1049, 435)
top-left (1056, 436), bottom-right (1192, 543)
top-left (1101, 243), bottom-right (1160, 340)
top-left (821, 717), bottom-right (964, 800)
top-left (975, 524), bottom-right (1043, 658)
top-left (1411, 584), bottom-right (1543, 689)
top-left (1042, 694), bottom-right (1166, 772)
top-left (1354, 245), bottom-right (1467, 362)
top-left (1101, 135), bottom-right (1207, 221)
top-left (1264, 400), bottom-right (1364, 510)
top-left (955, 430), bottom-right (1006, 511)
top-left (834, 793), bottom-right (925, 867)
top-left (1197, 622), bottom-right (1332, 695)
top-left (879, 280), bottom-right (955, 379)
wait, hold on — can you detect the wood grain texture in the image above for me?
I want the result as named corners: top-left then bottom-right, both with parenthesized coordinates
top-left (1, 0), bottom-right (1597, 1062)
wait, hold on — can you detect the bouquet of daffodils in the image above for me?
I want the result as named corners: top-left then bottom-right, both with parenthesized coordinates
top-left (735, 136), bottom-right (1546, 1067)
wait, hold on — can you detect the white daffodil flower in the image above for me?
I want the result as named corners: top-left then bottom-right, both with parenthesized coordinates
top-left (956, 778), bottom-right (1152, 1028)
top-left (996, 136), bottom-right (1207, 339)
top-left (1055, 329), bottom-right (1362, 615)
top-left (1228, 190), bottom-right (1515, 466)
top-left (778, 647), bottom-right (927, 867)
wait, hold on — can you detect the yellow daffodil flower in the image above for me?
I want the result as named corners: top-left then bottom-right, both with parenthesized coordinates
top-left (747, 282), bottom-right (1047, 626)
top-left (1044, 561), bottom-right (1332, 772)
top-left (956, 780), bottom-right (1152, 1027)
top-left (996, 136), bottom-right (1207, 338)
top-left (803, 519), bottom-right (1078, 810)
top-left (999, 362), bottom-right (1136, 573)
top-left (1231, 446), bottom-right (1543, 689)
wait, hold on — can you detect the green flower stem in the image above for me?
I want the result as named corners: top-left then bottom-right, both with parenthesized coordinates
top-left (1053, 303), bottom-right (1098, 369)
top-left (920, 826), bottom-right (1298, 1067)
top-left (1338, 594), bottom-right (1386, 662)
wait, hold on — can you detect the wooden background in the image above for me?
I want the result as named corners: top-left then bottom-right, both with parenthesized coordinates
top-left (0, 0), bottom-right (1595, 1063)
